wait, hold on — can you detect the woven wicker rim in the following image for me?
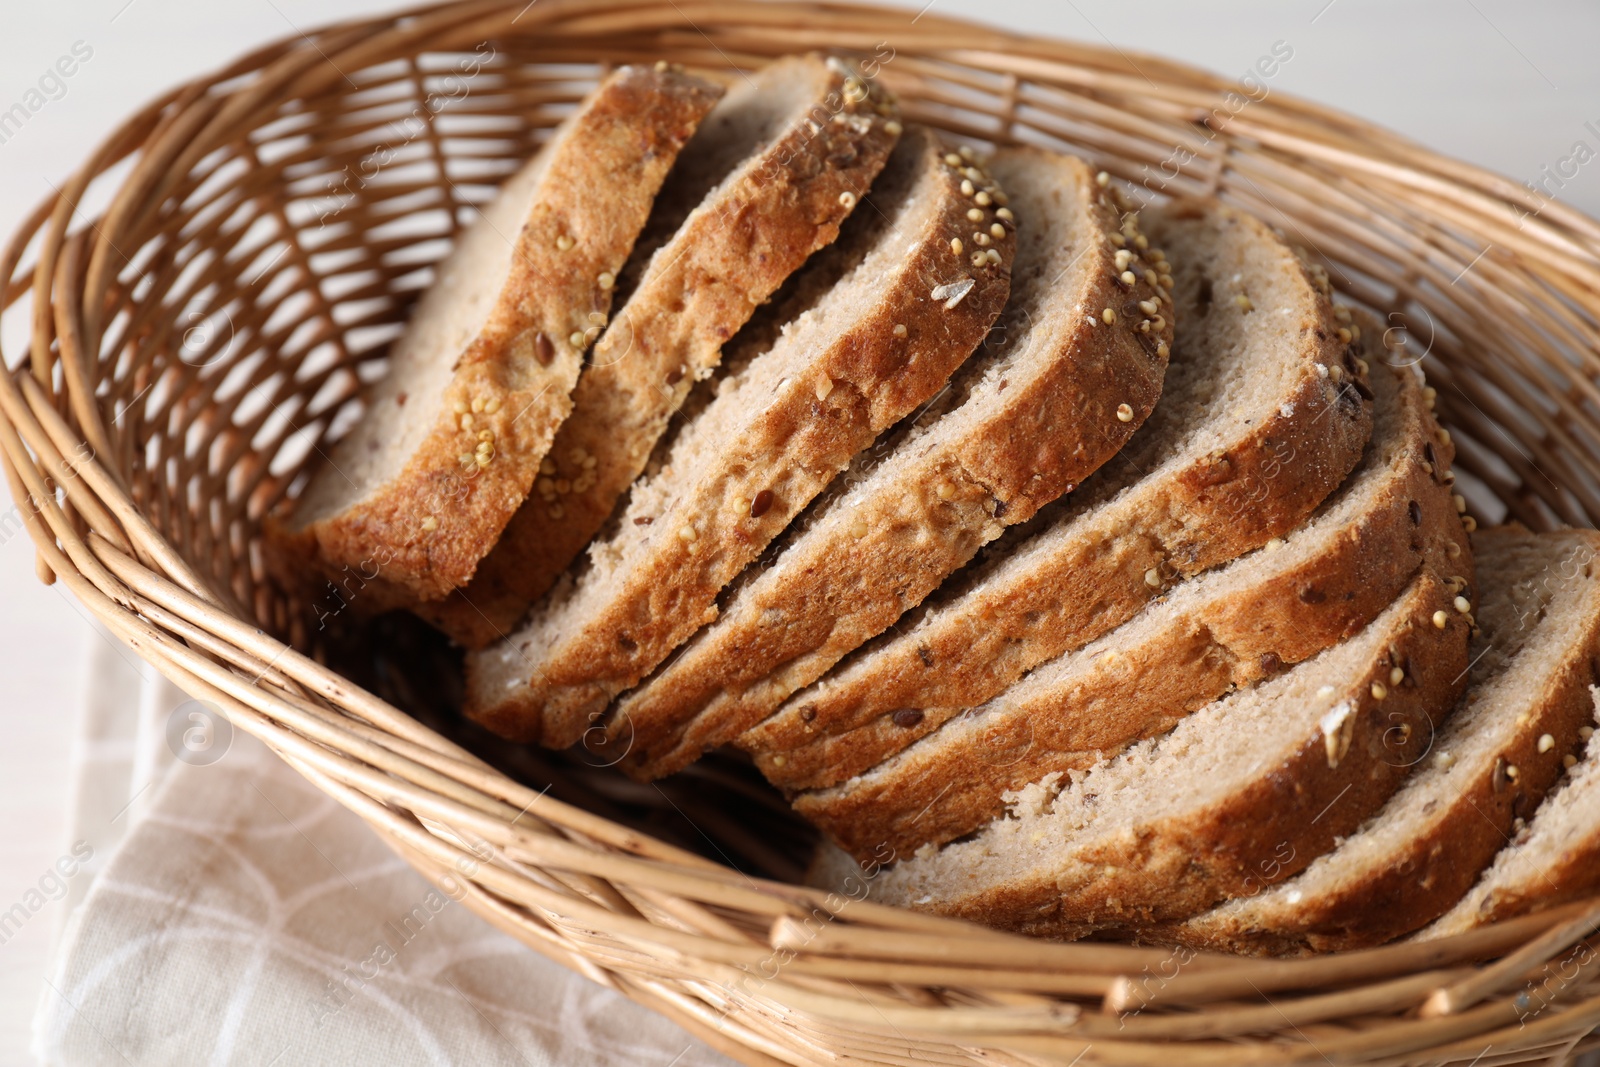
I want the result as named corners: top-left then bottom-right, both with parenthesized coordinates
top-left (4, 1), bottom-right (1600, 1063)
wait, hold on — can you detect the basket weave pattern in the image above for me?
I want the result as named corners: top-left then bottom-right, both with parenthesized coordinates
top-left (5, 1), bottom-right (1600, 1063)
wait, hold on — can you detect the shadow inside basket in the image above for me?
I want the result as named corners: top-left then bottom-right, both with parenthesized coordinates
top-left (323, 610), bottom-right (818, 884)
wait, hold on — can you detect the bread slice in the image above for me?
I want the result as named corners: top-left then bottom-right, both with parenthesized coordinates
top-left (269, 66), bottom-right (723, 605)
top-left (462, 128), bottom-right (1014, 747)
top-left (1166, 527), bottom-right (1600, 954)
top-left (606, 152), bottom-right (1177, 778)
top-left (1422, 693), bottom-right (1600, 936)
top-left (421, 55), bottom-right (899, 648)
top-left (1422, 687), bottom-right (1600, 940)
top-left (746, 204), bottom-right (1376, 793)
top-left (795, 353), bottom-right (1464, 861)
top-left (809, 549), bottom-right (1472, 936)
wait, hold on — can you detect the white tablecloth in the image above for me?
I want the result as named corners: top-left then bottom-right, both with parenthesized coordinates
top-left (31, 643), bottom-right (734, 1066)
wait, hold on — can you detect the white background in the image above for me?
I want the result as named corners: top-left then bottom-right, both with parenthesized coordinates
top-left (2, 0), bottom-right (1597, 1061)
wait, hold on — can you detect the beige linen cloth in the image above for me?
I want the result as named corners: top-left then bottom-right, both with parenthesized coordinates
top-left (33, 633), bottom-right (734, 1066)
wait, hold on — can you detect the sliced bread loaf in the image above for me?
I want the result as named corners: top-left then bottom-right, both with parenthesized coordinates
top-left (422, 55), bottom-right (899, 648)
top-left (268, 66), bottom-right (722, 605)
top-left (605, 153), bottom-right (1177, 778)
top-left (795, 354), bottom-right (1466, 861)
top-left (809, 553), bottom-right (1472, 936)
top-left (462, 128), bottom-right (1013, 747)
top-left (1423, 692), bottom-right (1600, 936)
top-left (1422, 688), bottom-right (1600, 940)
top-left (1168, 526), bottom-right (1600, 954)
top-left (743, 202), bottom-right (1375, 791)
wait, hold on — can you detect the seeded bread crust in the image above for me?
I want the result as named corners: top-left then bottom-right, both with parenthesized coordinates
top-left (461, 128), bottom-right (1011, 749)
top-left (1167, 527), bottom-right (1600, 955)
top-left (268, 66), bottom-right (722, 606)
top-left (810, 561), bottom-right (1472, 936)
top-left (430, 55), bottom-right (899, 653)
top-left (744, 198), bottom-right (1372, 792)
top-left (1422, 685), bottom-right (1600, 940)
top-left (797, 354), bottom-right (1465, 861)
top-left (607, 150), bottom-right (1174, 778)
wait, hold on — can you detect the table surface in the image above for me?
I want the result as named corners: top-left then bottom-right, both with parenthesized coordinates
top-left (3, 0), bottom-right (1598, 1061)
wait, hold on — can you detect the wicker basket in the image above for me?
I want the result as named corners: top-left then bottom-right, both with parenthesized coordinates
top-left (7, 1), bottom-right (1600, 1062)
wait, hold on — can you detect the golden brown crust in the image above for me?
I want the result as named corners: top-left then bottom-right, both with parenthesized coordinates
top-left (1168, 529), bottom-right (1600, 955)
top-left (607, 151), bottom-right (1173, 779)
top-left (267, 66), bottom-right (722, 606)
top-left (458, 129), bottom-right (1010, 751)
top-left (924, 567), bottom-right (1473, 936)
top-left (796, 359), bottom-right (1465, 861)
top-left (748, 200), bottom-right (1374, 793)
top-left (1438, 843), bottom-right (1600, 936)
top-left (1136, 201), bottom-right (1372, 577)
top-left (1174, 665), bottom-right (1599, 954)
top-left (1428, 776), bottom-right (1600, 937)
top-left (433, 55), bottom-right (899, 652)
